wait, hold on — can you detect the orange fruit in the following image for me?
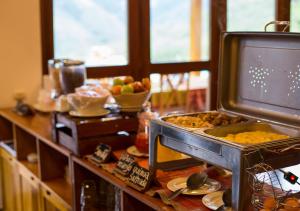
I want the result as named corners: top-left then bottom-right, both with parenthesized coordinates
top-left (111, 85), bottom-right (122, 95)
top-left (142, 78), bottom-right (151, 91)
top-left (124, 76), bottom-right (134, 84)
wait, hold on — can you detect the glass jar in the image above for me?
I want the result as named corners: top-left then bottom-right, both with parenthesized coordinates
top-left (80, 180), bottom-right (98, 211)
top-left (135, 104), bottom-right (158, 153)
top-left (48, 59), bottom-right (63, 98)
top-left (59, 59), bottom-right (86, 94)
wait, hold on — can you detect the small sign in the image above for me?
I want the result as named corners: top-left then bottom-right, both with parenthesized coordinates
top-left (127, 165), bottom-right (153, 192)
top-left (114, 153), bottom-right (136, 176)
top-left (90, 144), bottom-right (112, 164)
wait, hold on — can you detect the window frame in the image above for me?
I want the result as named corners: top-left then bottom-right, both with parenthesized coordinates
top-left (40, 0), bottom-right (139, 78)
top-left (40, 0), bottom-right (217, 76)
top-left (40, 0), bottom-right (290, 109)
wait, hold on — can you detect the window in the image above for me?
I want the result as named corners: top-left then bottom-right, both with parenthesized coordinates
top-left (227, 0), bottom-right (276, 31)
top-left (150, 71), bottom-right (210, 114)
top-left (290, 0), bottom-right (300, 32)
top-left (42, 1), bottom-right (290, 110)
top-left (41, 0), bottom-right (222, 109)
top-left (53, 0), bottom-right (128, 67)
top-left (150, 0), bottom-right (210, 63)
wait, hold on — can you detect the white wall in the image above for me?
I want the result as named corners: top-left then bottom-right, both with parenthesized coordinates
top-left (0, 0), bottom-right (42, 108)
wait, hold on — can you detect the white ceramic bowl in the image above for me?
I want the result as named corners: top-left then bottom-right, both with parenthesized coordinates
top-left (112, 91), bottom-right (151, 109)
top-left (67, 93), bottom-right (109, 115)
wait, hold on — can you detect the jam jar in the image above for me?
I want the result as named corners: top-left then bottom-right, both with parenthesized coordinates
top-left (59, 59), bottom-right (86, 94)
top-left (135, 105), bottom-right (158, 153)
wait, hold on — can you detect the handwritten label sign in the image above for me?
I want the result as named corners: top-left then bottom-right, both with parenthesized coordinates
top-left (88, 144), bottom-right (112, 166)
top-left (95, 144), bottom-right (112, 162)
top-left (114, 153), bottom-right (136, 176)
top-left (127, 165), bottom-right (153, 192)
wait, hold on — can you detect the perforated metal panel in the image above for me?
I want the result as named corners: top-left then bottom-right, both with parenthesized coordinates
top-left (218, 32), bottom-right (300, 128)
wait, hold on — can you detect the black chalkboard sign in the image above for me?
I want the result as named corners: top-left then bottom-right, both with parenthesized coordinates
top-left (126, 165), bottom-right (153, 192)
top-left (95, 144), bottom-right (112, 162)
top-left (114, 153), bottom-right (136, 176)
top-left (90, 144), bottom-right (112, 164)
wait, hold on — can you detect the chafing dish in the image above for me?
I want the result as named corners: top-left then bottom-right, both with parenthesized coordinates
top-left (149, 32), bottom-right (300, 211)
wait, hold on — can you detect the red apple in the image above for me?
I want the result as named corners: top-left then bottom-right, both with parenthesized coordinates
top-left (131, 81), bottom-right (145, 93)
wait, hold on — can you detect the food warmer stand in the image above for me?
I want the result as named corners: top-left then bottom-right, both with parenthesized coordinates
top-left (149, 32), bottom-right (300, 211)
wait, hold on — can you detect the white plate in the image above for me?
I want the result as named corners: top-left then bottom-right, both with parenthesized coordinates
top-left (126, 145), bottom-right (149, 157)
top-left (69, 109), bottom-right (110, 117)
top-left (202, 191), bottom-right (232, 211)
top-left (33, 103), bottom-right (55, 113)
top-left (167, 177), bottom-right (221, 196)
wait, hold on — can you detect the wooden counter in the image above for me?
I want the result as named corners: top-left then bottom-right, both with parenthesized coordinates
top-left (0, 108), bottom-right (174, 211)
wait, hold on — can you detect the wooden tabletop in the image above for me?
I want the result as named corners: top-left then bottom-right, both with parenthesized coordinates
top-left (0, 108), bottom-right (71, 155)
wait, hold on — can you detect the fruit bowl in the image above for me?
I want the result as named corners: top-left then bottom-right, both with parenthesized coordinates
top-left (112, 91), bottom-right (151, 110)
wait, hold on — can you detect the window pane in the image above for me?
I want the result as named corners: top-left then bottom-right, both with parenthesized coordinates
top-left (53, 0), bottom-right (128, 67)
top-left (150, 0), bottom-right (210, 63)
top-left (150, 71), bottom-right (210, 114)
top-left (227, 0), bottom-right (275, 31)
top-left (290, 0), bottom-right (300, 32)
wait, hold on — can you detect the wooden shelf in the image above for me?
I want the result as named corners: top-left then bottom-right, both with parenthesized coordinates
top-left (73, 156), bottom-right (125, 189)
top-left (0, 109), bottom-right (174, 211)
top-left (0, 109), bottom-right (71, 156)
top-left (43, 178), bottom-right (72, 208)
top-left (19, 160), bottom-right (39, 177)
top-left (72, 157), bottom-right (174, 211)
top-left (0, 109), bottom-right (52, 141)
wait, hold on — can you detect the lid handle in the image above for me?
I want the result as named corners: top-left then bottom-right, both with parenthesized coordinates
top-left (264, 21), bottom-right (290, 32)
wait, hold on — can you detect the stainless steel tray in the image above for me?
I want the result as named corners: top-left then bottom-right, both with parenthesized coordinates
top-left (204, 121), bottom-right (300, 149)
top-left (161, 111), bottom-right (248, 132)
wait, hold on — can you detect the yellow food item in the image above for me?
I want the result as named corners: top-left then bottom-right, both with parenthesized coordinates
top-left (222, 131), bottom-right (289, 144)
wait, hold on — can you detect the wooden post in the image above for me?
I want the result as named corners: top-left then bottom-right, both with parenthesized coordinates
top-left (190, 0), bottom-right (202, 61)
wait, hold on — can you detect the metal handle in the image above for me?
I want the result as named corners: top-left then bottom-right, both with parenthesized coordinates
top-left (165, 111), bottom-right (184, 116)
top-left (264, 21), bottom-right (290, 32)
top-left (279, 144), bottom-right (300, 153)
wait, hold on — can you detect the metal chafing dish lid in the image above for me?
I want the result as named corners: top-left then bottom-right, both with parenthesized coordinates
top-left (218, 32), bottom-right (300, 128)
